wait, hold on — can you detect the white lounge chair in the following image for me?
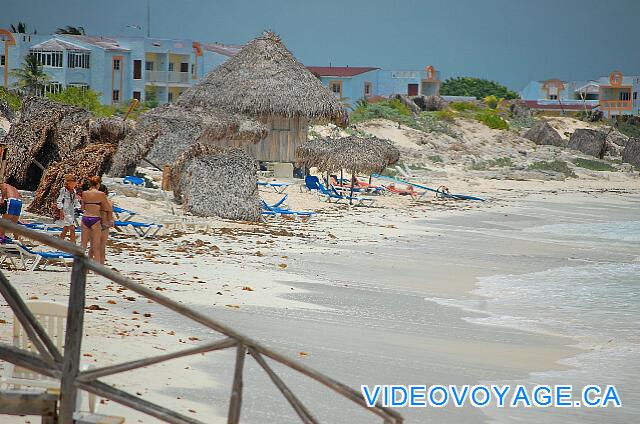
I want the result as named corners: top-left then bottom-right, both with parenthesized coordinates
top-left (0, 243), bottom-right (73, 271)
top-left (0, 301), bottom-right (97, 413)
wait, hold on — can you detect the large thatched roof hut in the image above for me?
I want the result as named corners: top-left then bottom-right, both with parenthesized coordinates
top-left (4, 97), bottom-right (93, 190)
top-left (170, 143), bottom-right (261, 221)
top-left (296, 136), bottom-right (400, 175)
top-left (176, 31), bottom-right (345, 163)
top-left (109, 103), bottom-right (267, 176)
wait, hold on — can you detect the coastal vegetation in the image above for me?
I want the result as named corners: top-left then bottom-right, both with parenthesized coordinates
top-left (350, 99), bottom-right (416, 127)
top-left (10, 55), bottom-right (50, 96)
top-left (440, 77), bottom-right (519, 100)
top-left (475, 109), bottom-right (509, 130)
top-left (573, 158), bottom-right (617, 172)
top-left (47, 87), bottom-right (115, 116)
top-left (528, 160), bottom-right (576, 177)
top-left (0, 87), bottom-right (22, 111)
top-left (470, 157), bottom-right (513, 170)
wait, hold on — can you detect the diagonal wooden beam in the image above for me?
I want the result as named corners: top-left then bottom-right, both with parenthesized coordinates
top-left (0, 271), bottom-right (61, 365)
top-left (76, 380), bottom-right (204, 424)
top-left (77, 338), bottom-right (236, 382)
top-left (0, 344), bottom-right (61, 379)
top-left (248, 347), bottom-right (318, 424)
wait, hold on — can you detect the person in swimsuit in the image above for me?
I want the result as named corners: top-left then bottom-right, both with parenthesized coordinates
top-left (88, 184), bottom-right (114, 265)
top-left (81, 176), bottom-right (111, 264)
top-left (56, 174), bottom-right (80, 243)
top-left (0, 183), bottom-right (22, 242)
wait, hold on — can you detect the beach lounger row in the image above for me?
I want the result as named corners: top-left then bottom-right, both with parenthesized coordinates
top-left (257, 181), bottom-right (289, 193)
top-left (304, 176), bottom-right (376, 207)
top-left (261, 195), bottom-right (315, 222)
top-left (113, 220), bottom-right (163, 238)
top-left (0, 241), bottom-right (73, 271)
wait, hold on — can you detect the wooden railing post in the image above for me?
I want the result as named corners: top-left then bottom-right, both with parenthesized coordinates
top-left (227, 344), bottom-right (246, 424)
top-left (59, 257), bottom-right (87, 424)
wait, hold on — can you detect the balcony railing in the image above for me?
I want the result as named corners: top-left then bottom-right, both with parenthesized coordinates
top-left (600, 99), bottom-right (633, 110)
top-left (145, 70), bottom-right (190, 84)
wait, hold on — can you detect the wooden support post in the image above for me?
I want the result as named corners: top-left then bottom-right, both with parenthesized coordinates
top-left (59, 257), bottom-right (87, 424)
top-left (161, 165), bottom-right (171, 191)
top-left (227, 344), bottom-right (245, 424)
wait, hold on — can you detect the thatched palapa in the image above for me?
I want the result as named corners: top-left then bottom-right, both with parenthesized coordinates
top-left (176, 31), bottom-right (345, 162)
top-left (296, 136), bottom-right (400, 175)
top-left (170, 143), bottom-right (261, 221)
top-left (109, 103), bottom-right (267, 176)
top-left (28, 142), bottom-right (118, 216)
top-left (4, 97), bottom-right (93, 190)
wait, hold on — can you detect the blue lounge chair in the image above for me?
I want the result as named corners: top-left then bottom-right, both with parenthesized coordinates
top-left (257, 181), bottom-right (289, 193)
top-left (266, 194), bottom-right (288, 209)
top-left (261, 200), bottom-right (315, 222)
top-left (113, 205), bottom-right (137, 221)
top-left (113, 220), bottom-right (163, 238)
top-left (305, 176), bottom-right (375, 207)
top-left (123, 175), bottom-right (145, 186)
top-left (0, 241), bottom-right (73, 271)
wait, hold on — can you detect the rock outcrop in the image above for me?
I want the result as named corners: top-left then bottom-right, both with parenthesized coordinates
top-left (411, 95), bottom-right (448, 112)
top-left (390, 94), bottom-right (421, 115)
top-left (524, 121), bottom-right (565, 147)
top-left (622, 138), bottom-right (640, 168)
top-left (510, 101), bottom-right (532, 121)
top-left (568, 129), bottom-right (608, 158)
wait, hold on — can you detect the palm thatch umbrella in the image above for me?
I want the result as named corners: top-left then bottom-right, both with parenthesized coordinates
top-left (4, 96), bottom-right (93, 190)
top-left (28, 142), bottom-right (118, 216)
top-left (170, 143), bottom-right (261, 221)
top-left (177, 31), bottom-right (344, 122)
top-left (109, 103), bottom-right (267, 176)
top-left (296, 136), bottom-right (400, 201)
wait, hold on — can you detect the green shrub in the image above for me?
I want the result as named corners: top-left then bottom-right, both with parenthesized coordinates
top-left (428, 155), bottom-right (443, 163)
top-left (421, 111), bottom-right (458, 137)
top-left (350, 100), bottom-right (416, 127)
top-left (528, 160), bottom-right (576, 177)
top-left (484, 95), bottom-right (499, 109)
top-left (380, 167), bottom-right (398, 178)
top-left (471, 157), bottom-right (513, 170)
top-left (615, 120), bottom-right (640, 139)
top-left (475, 110), bottom-right (508, 130)
top-left (432, 109), bottom-right (456, 121)
top-left (449, 102), bottom-right (478, 112)
top-left (573, 158), bottom-right (617, 171)
top-left (0, 87), bottom-right (22, 111)
top-left (47, 87), bottom-right (116, 117)
top-left (440, 77), bottom-right (519, 100)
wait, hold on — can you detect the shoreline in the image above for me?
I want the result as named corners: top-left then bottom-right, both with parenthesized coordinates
top-left (0, 180), bottom-right (638, 422)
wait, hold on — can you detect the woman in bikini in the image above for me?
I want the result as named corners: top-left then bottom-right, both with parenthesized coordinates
top-left (98, 184), bottom-right (114, 265)
top-left (81, 176), bottom-right (111, 264)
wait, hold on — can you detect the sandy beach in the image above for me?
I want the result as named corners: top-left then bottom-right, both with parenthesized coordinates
top-left (1, 174), bottom-right (638, 423)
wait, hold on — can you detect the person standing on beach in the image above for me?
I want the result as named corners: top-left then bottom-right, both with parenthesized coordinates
top-left (80, 176), bottom-right (111, 264)
top-left (89, 184), bottom-right (114, 265)
top-left (0, 182), bottom-right (22, 242)
top-left (56, 174), bottom-right (81, 243)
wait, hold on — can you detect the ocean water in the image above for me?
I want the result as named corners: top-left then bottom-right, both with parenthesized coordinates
top-left (428, 220), bottom-right (640, 423)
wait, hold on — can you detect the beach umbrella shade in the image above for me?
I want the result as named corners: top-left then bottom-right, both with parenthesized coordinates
top-left (296, 136), bottom-right (400, 202)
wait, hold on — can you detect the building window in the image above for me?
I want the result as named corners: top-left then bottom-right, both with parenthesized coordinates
top-left (620, 91), bottom-right (631, 101)
top-left (30, 50), bottom-right (63, 68)
top-left (113, 59), bottom-right (121, 70)
top-left (180, 62), bottom-right (189, 73)
top-left (548, 94), bottom-right (558, 100)
top-left (145, 61), bottom-right (154, 71)
top-left (168, 92), bottom-right (174, 102)
top-left (634, 92), bottom-right (638, 100)
top-left (329, 80), bottom-right (342, 96)
top-left (67, 52), bottom-right (90, 69)
top-left (168, 63), bottom-right (174, 72)
top-left (112, 90), bottom-right (120, 102)
top-left (68, 83), bottom-right (89, 90)
top-left (133, 91), bottom-right (141, 101)
top-left (364, 82), bottom-right (372, 97)
top-left (133, 60), bottom-right (142, 79)
top-left (0, 55), bottom-right (4, 66)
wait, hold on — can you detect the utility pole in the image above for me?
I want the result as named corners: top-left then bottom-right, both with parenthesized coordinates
top-left (146, 0), bottom-right (151, 37)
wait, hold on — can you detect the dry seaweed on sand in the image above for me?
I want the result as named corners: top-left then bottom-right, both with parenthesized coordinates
top-left (170, 143), bottom-right (261, 222)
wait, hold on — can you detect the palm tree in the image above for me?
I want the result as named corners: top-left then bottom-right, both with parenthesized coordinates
top-left (10, 22), bottom-right (36, 34)
top-left (10, 55), bottom-right (50, 96)
top-left (55, 26), bottom-right (86, 35)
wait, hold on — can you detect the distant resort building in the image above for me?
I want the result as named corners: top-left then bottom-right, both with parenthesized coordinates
top-left (306, 65), bottom-right (441, 108)
top-left (0, 29), bottom-right (239, 106)
top-left (520, 72), bottom-right (640, 117)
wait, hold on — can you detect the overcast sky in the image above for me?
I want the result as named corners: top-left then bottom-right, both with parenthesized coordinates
top-left (3, 0), bottom-right (639, 90)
